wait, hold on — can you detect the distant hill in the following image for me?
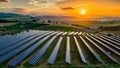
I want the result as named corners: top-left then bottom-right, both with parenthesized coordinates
top-left (0, 13), bottom-right (81, 23)
top-left (92, 17), bottom-right (120, 22)
top-left (0, 13), bottom-right (22, 18)
top-left (37, 15), bottom-right (80, 23)
top-left (0, 13), bottom-right (38, 23)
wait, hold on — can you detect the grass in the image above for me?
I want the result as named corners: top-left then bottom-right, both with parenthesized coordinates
top-left (100, 29), bottom-right (120, 33)
top-left (0, 23), bottom-right (49, 35)
top-left (0, 22), bottom-right (82, 31)
top-left (74, 22), bottom-right (99, 27)
top-left (99, 21), bottom-right (120, 33)
top-left (0, 23), bottom-right (16, 27)
top-left (103, 22), bottom-right (120, 27)
top-left (0, 23), bottom-right (82, 36)
top-left (33, 25), bottom-right (81, 32)
top-left (0, 16), bottom-right (36, 23)
top-left (1, 23), bottom-right (48, 30)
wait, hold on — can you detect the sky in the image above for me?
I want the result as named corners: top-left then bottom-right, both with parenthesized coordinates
top-left (0, 0), bottom-right (120, 20)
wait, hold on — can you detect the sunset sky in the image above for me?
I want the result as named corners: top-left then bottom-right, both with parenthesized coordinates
top-left (0, 0), bottom-right (120, 20)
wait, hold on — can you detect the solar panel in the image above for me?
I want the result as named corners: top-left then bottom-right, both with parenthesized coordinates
top-left (0, 32), bottom-right (46, 56)
top-left (78, 32), bottom-right (82, 35)
top-left (29, 32), bottom-right (63, 65)
top-left (68, 32), bottom-right (75, 35)
top-left (84, 36), bottom-right (120, 64)
top-left (99, 36), bottom-right (120, 46)
top-left (80, 36), bottom-right (105, 64)
top-left (62, 32), bottom-right (68, 36)
top-left (65, 36), bottom-right (71, 64)
top-left (73, 36), bottom-right (87, 64)
top-left (88, 36), bottom-right (120, 56)
top-left (0, 32), bottom-right (39, 50)
top-left (0, 35), bottom-right (12, 43)
top-left (0, 31), bottom-right (119, 67)
top-left (110, 36), bottom-right (120, 41)
top-left (0, 32), bottom-right (52, 64)
top-left (8, 32), bottom-right (57, 67)
top-left (73, 32), bottom-right (79, 35)
top-left (94, 36), bottom-right (120, 50)
top-left (48, 37), bottom-right (63, 64)
top-left (104, 36), bottom-right (120, 43)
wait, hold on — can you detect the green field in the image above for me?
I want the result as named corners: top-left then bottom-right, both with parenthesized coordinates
top-left (0, 23), bottom-right (16, 27)
top-left (99, 22), bottom-right (120, 33)
top-left (103, 22), bottom-right (120, 27)
top-left (0, 23), bottom-right (83, 35)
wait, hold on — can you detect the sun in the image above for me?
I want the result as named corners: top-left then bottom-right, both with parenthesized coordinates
top-left (80, 9), bottom-right (86, 15)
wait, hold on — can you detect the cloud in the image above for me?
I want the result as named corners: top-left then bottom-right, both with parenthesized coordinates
top-left (28, 0), bottom-right (46, 7)
top-left (0, 7), bottom-right (25, 13)
top-left (12, 8), bottom-right (27, 13)
top-left (0, 7), bottom-right (35, 14)
top-left (40, 0), bottom-right (47, 3)
top-left (56, 0), bottom-right (78, 5)
top-left (0, 0), bottom-right (9, 2)
top-left (28, 0), bottom-right (67, 8)
top-left (61, 7), bottom-right (75, 10)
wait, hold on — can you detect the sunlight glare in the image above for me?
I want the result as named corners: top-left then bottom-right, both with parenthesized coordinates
top-left (80, 9), bottom-right (86, 15)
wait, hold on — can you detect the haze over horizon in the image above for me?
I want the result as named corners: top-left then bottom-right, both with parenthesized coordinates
top-left (0, 0), bottom-right (120, 20)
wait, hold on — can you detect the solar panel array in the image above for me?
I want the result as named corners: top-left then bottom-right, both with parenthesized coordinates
top-left (0, 30), bottom-right (120, 67)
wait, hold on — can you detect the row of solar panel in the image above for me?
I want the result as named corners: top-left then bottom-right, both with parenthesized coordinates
top-left (0, 30), bottom-right (119, 67)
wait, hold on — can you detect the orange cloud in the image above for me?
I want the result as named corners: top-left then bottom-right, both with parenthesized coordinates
top-left (61, 7), bottom-right (75, 10)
